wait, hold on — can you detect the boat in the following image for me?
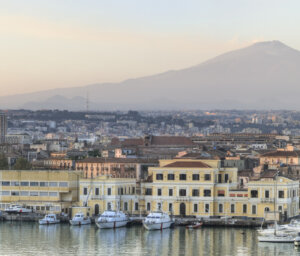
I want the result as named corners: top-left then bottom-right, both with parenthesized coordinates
top-left (294, 233), bottom-right (300, 246)
top-left (69, 212), bottom-right (91, 226)
top-left (96, 210), bottom-right (129, 229)
top-left (39, 214), bottom-right (60, 225)
top-left (186, 221), bottom-right (203, 229)
top-left (4, 204), bottom-right (32, 214)
top-left (143, 211), bottom-right (174, 230)
top-left (258, 234), bottom-right (295, 243)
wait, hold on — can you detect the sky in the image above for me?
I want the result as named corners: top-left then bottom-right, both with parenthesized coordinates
top-left (1, 0), bottom-right (300, 97)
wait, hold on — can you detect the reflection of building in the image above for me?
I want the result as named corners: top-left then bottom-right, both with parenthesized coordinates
top-left (0, 113), bottom-right (7, 143)
top-left (0, 170), bottom-right (79, 214)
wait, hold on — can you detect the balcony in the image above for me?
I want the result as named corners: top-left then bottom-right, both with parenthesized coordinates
top-left (261, 198), bottom-right (274, 203)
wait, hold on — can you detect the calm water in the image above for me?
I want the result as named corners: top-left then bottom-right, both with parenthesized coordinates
top-left (0, 222), bottom-right (299, 256)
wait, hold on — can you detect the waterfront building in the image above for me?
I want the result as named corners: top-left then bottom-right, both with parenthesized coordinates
top-left (0, 170), bottom-right (79, 214)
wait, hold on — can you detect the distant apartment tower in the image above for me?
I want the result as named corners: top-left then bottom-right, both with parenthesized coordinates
top-left (0, 113), bottom-right (7, 143)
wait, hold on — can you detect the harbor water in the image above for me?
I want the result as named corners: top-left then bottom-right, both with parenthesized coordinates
top-left (0, 222), bottom-right (299, 255)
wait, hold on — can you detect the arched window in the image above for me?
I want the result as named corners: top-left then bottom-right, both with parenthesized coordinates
top-left (264, 207), bottom-right (270, 212)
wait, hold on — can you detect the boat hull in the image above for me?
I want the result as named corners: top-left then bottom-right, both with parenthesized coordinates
top-left (96, 220), bottom-right (128, 229)
top-left (258, 236), bottom-right (294, 243)
top-left (39, 220), bottom-right (60, 225)
top-left (70, 219), bottom-right (91, 226)
top-left (143, 221), bottom-right (173, 230)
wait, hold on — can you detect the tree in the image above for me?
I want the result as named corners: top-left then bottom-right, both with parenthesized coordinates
top-left (0, 154), bottom-right (8, 170)
top-left (14, 158), bottom-right (31, 170)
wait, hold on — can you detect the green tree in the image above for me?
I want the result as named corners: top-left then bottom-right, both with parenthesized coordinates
top-left (0, 154), bottom-right (8, 170)
top-left (14, 158), bottom-right (32, 170)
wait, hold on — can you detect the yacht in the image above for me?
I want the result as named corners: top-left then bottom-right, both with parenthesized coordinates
top-left (70, 212), bottom-right (91, 226)
top-left (39, 214), bottom-right (60, 225)
top-left (96, 210), bottom-right (129, 229)
top-left (258, 233), bottom-right (295, 243)
top-left (5, 204), bottom-right (31, 214)
top-left (143, 212), bottom-right (174, 230)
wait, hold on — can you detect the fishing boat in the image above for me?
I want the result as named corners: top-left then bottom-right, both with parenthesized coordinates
top-left (143, 212), bottom-right (174, 230)
top-left (96, 210), bottom-right (129, 229)
top-left (186, 221), bottom-right (203, 229)
top-left (69, 212), bottom-right (91, 226)
top-left (5, 204), bottom-right (31, 214)
top-left (39, 214), bottom-right (60, 225)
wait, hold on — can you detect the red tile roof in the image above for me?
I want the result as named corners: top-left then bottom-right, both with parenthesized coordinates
top-left (163, 161), bottom-right (211, 168)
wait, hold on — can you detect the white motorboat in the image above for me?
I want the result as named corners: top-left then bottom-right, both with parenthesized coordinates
top-left (143, 212), bottom-right (174, 230)
top-left (39, 214), bottom-right (60, 225)
top-left (96, 210), bottom-right (129, 229)
top-left (5, 204), bottom-right (31, 214)
top-left (70, 212), bottom-right (91, 226)
top-left (281, 219), bottom-right (300, 231)
top-left (294, 233), bottom-right (300, 246)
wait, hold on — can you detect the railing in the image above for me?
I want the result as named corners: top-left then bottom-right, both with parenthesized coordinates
top-left (261, 198), bottom-right (274, 203)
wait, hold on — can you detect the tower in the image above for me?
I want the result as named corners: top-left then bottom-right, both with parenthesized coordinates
top-left (0, 112), bottom-right (7, 143)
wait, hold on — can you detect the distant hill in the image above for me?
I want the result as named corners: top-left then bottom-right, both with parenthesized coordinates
top-left (1, 40), bottom-right (300, 110)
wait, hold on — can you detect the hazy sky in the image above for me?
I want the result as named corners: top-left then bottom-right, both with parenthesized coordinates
top-left (1, 0), bottom-right (300, 96)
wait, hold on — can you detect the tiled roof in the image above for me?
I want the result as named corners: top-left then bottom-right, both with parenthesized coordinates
top-left (76, 157), bottom-right (158, 164)
top-left (260, 151), bottom-right (300, 157)
top-left (150, 136), bottom-right (194, 146)
top-left (163, 161), bottom-right (211, 168)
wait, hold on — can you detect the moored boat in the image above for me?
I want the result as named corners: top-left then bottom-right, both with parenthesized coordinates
top-left (70, 212), bottom-right (91, 226)
top-left (258, 234), bottom-right (295, 243)
top-left (39, 214), bottom-right (60, 225)
top-left (143, 212), bottom-right (174, 230)
top-left (5, 204), bottom-right (31, 214)
top-left (186, 221), bottom-right (203, 229)
top-left (96, 210), bottom-right (129, 229)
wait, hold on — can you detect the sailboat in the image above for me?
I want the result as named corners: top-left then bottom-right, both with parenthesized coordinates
top-left (258, 171), bottom-right (295, 243)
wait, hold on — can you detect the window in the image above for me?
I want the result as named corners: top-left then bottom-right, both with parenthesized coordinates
top-left (169, 203), bottom-right (173, 212)
top-left (107, 188), bottom-right (111, 195)
top-left (157, 203), bottom-right (161, 211)
top-left (83, 187), bottom-right (88, 195)
top-left (179, 189), bottom-right (186, 196)
top-left (167, 174), bottom-right (175, 180)
top-left (30, 182), bottom-right (39, 187)
top-left (21, 182), bottom-right (29, 186)
top-left (40, 192), bottom-right (48, 196)
top-left (157, 188), bottom-right (162, 196)
top-left (49, 182), bottom-right (58, 187)
top-left (30, 191), bottom-right (38, 196)
top-left (293, 190), bottom-right (296, 197)
top-left (250, 190), bottom-right (258, 198)
top-left (252, 205), bottom-right (256, 214)
top-left (224, 174), bottom-right (229, 183)
top-left (205, 204), bottom-right (209, 213)
top-left (1, 181), bottom-right (10, 186)
top-left (194, 204), bottom-right (198, 212)
top-left (20, 191), bottom-right (29, 196)
top-left (40, 182), bottom-right (48, 187)
top-left (147, 202), bottom-right (151, 211)
top-left (219, 204), bottom-right (223, 213)
top-left (179, 174), bottom-right (186, 180)
top-left (0, 191), bottom-right (10, 196)
top-left (204, 174), bottom-right (211, 181)
top-left (192, 189), bottom-right (199, 197)
top-left (156, 174), bottom-right (163, 180)
top-left (11, 191), bottom-right (19, 196)
top-left (11, 181), bottom-right (20, 186)
top-left (278, 191), bottom-right (284, 198)
top-left (204, 189), bottom-right (211, 197)
top-left (192, 174), bottom-right (199, 181)
top-left (217, 190), bottom-right (225, 197)
top-left (278, 206), bottom-right (283, 212)
top-left (120, 188), bottom-right (124, 195)
top-left (135, 202), bottom-right (139, 211)
top-left (169, 189), bottom-right (173, 196)
top-left (59, 182), bottom-right (68, 187)
top-left (145, 188), bottom-right (152, 195)
top-left (231, 204), bottom-right (235, 213)
top-left (218, 174), bottom-right (222, 183)
top-left (107, 202), bottom-right (112, 210)
top-left (265, 190), bottom-right (269, 198)
top-left (124, 202), bottom-right (128, 211)
top-left (132, 187), bottom-right (135, 194)
top-left (243, 204), bottom-right (247, 214)
top-left (95, 188), bottom-right (99, 196)
top-left (264, 207), bottom-right (270, 212)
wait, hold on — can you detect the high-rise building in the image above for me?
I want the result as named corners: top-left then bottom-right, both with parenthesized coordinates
top-left (0, 113), bottom-right (7, 143)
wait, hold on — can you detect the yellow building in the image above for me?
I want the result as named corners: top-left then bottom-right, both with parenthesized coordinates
top-left (0, 170), bottom-right (79, 214)
top-left (79, 176), bottom-right (140, 216)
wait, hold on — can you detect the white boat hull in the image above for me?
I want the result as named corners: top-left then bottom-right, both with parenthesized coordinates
top-left (96, 220), bottom-right (128, 229)
top-left (258, 235), bottom-right (295, 243)
top-left (39, 220), bottom-right (60, 225)
top-left (70, 219), bottom-right (91, 226)
top-left (143, 221), bottom-right (173, 230)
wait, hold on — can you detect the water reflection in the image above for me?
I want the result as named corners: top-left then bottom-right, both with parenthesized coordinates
top-left (0, 223), bottom-right (299, 256)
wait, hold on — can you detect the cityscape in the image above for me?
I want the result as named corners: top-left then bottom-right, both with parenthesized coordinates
top-left (2, 1), bottom-right (300, 255)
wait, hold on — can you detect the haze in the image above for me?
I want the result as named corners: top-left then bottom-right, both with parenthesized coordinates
top-left (1, 0), bottom-right (300, 97)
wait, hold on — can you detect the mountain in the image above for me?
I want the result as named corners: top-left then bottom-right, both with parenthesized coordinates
top-left (1, 40), bottom-right (300, 110)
